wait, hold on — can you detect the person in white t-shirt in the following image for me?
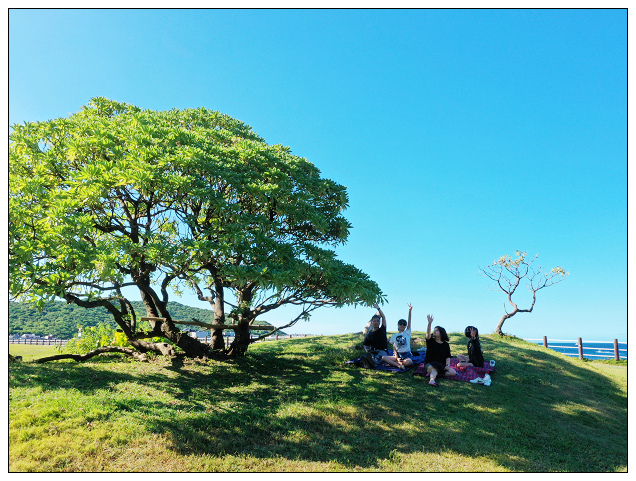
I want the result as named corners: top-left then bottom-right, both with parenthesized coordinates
top-left (382, 304), bottom-right (414, 370)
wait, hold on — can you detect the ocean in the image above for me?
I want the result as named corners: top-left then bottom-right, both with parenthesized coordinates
top-left (525, 339), bottom-right (627, 360)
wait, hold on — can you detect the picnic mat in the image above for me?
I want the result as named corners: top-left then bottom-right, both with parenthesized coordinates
top-left (413, 358), bottom-right (495, 382)
top-left (346, 350), bottom-right (426, 373)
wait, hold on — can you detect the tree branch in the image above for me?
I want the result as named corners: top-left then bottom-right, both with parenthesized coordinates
top-left (250, 306), bottom-right (317, 342)
top-left (160, 274), bottom-right (176, 305)
top-left (183, 275), bottom-right (216, 304)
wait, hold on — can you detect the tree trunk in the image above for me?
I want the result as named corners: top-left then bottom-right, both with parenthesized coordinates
top-left (227, 322), bottom-right (251, 357)
top-left (156, 318), bottom-right (212, 358)
top-left (495, 312), bottom-right (515, 335)
top-left (139, 286), bottom-right (160, 318)
top-left (128, 338), bottom-right (177, 357)
top-left (210, 328), bottom-right (225, 350)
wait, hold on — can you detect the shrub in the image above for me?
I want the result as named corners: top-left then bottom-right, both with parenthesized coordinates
top-left (60, 324), bottom-right (127, 355)
top-left (59, 321), bottom-right (176, 355)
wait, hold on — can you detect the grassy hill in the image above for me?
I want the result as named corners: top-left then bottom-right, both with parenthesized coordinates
top-left (9, 301), bottom-right (281, 338)
top-left (8, 333), bottom-right (627, 472)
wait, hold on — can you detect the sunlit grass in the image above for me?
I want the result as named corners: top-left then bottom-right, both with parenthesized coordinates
top-left (10, 344), bottom-right (59, 361)
top-left (9, 334), bottom-right (627, 472)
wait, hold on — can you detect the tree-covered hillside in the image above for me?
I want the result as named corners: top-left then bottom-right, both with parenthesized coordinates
top-left (9, 301), bottom-right (281, 339)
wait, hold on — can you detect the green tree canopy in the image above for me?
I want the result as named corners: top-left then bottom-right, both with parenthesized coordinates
top-left (9, 97), bottom-right (384, 359)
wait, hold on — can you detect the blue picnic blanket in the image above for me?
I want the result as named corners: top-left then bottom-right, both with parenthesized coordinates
top-left (346, 349), bottom-right (426, 373)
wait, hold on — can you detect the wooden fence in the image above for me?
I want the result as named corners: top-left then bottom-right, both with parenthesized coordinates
top-left (210, 333), bottom-right (311, 348)
top-left (9, 338), bottom-right (68, 346)
top-left (527, 336), bottom-right (627, 361)
top-left (9, 333), bottom-right (312, 348)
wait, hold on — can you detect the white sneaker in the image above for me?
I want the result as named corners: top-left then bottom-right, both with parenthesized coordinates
top-left (470, 377), bottom-right (484, 384)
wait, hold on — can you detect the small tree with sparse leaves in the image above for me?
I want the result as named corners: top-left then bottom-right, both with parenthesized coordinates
top-left (479, 251), bottom-right (568, 335)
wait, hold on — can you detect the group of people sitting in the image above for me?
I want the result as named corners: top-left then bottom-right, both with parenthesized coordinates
top-left (361, 304), bottom-right (486, 387)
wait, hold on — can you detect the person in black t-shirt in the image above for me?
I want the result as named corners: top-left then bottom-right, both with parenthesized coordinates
top-left (361, 304), bottom-right (388, 367)
top-left (456, 326), bottom-right (485, 368)
top-left (424, 314), bottom-right (456, 386)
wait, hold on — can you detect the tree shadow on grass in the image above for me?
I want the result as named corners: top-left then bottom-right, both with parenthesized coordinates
top-left (9, 337), bottom-right (627, 472)
top-left (8, 358), bottom-right (139, 394)
top-left (140, 340), bottom-right (626, 471)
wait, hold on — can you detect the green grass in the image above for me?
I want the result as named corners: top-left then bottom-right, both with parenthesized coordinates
top-left (9, 333), bottom-right (627, 472)
top-left (10, 344), bottom-right (60, 362)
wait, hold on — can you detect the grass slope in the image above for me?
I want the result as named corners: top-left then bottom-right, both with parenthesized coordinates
top-left (9, 334), bottom-right (627, 472)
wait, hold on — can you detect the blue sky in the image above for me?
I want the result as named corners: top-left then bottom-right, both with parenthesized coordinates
top-left (8, 8), bottom-right (627, 341)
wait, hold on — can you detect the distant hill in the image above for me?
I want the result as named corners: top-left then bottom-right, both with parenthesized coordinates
top-left (9, 301), bottom-right (284, 339)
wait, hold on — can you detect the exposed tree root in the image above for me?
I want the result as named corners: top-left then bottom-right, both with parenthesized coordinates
top-left (32, 346), bottom-right (148, 363)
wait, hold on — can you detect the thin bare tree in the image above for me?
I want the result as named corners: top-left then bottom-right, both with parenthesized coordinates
top-left (479, 251), bottom-right (568, 335)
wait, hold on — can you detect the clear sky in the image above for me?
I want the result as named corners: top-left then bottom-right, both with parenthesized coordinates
top-left (8, 8), bottom-right (627, 342)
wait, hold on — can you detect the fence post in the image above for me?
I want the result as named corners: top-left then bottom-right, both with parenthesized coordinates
top-left (543, 336), bottom-right (548, 348)
top-left (614, 339), bottom-right (619, 361)
top-left (578, 337), bottom-right (584, 360)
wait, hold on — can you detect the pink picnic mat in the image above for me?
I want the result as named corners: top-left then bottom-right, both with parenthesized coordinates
top-left (413, 358), bottom-right (495, 382)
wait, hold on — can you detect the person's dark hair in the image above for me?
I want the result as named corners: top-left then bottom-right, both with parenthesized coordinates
top-left (398, 319), bottom-right (407, 326)
top-left (464, 325), bottom-right (479, 338)
top-left (435, 326), bottom-right (449, 342)
top-left (364, 314), bottom-right (382, 337)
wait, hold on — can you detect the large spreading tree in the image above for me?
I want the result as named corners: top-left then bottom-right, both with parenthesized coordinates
top-left (9, 97), bottom-right (384, 359)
